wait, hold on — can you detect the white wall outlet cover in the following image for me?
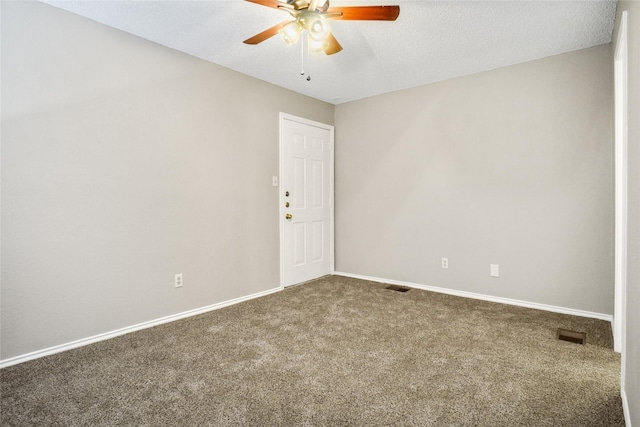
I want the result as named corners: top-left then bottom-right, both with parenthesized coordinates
top-left (272, 176), bottom-right (278, 186)
top-left (441, 257), bottom-right (448, 269)
top-left (174, 273), bottom-right (183, 288)
top-left (490, 264), bottom-right (500, 277)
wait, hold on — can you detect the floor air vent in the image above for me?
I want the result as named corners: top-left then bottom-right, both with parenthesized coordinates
top-left (557, 328), bottom-right (586, 345)
top-left (386, 285), bottom-right (410, 293)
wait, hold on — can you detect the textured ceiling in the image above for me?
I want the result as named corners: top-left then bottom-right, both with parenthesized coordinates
top-left (41, 0), bottom-right (617, 105)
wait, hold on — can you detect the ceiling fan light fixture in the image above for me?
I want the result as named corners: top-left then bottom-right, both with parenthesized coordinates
top-left (280, 21), bottom-right (301, 45)
top-left (308, 37), bottom-right (329, 53)
top-left (306, 14), bottom-right (330, 42)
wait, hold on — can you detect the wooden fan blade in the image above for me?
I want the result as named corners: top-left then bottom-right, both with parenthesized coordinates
top-left (244, 0), bottom-right (285, 10)
top-left (243, 20), bottom-right (292, 45)
top-left (326, 5), bottom-right (400, 21)
top-left (324, 33), bottom-right (343, 55)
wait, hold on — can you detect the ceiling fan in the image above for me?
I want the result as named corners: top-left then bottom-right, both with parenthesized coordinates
top-left (243, 0), bottom-right (400, 55)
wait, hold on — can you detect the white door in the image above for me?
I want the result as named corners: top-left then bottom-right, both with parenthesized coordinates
top-left (280, 114), bottom-right (334, 287)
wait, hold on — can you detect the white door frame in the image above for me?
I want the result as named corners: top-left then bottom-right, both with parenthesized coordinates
top-left (613, 11), bottom-right (628, 364)
top-left (278, 113), bottom-right (335, 288)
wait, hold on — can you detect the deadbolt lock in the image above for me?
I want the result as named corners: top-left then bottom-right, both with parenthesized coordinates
top-left (285, 214), bottom-right (292, 220)
top-left (285, 191), bottom-right (289, 197)
top-left (285, 202), bottom-right (290, 207)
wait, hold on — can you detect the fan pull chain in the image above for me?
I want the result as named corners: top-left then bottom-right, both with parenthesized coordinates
top-left (306, 39), bottom-right (311, 81)
top-left (300, 30), bottom-right (306, 76)
top-left (300, 30), bottom-right (311, 82)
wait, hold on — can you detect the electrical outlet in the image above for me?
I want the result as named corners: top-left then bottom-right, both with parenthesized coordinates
top-left (441, 257), bottom-right (449, 269)
top-left (174, 273), bottom-right (183, 288)
top-left (490, 264), bottom-right (500, 278)
top-left (272, 176), bottom-right (278, 186)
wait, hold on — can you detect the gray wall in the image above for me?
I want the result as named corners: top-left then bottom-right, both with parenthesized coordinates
top-left (614, 3), bottom-right (640, 425)
top-left (335, 45), bottom-right (613, 315)
top-left (0, 1), bottom-right (333, 360)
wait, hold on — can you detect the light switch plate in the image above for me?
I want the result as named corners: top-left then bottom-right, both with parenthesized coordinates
top-left (490, 264), bottom-right (500, 277)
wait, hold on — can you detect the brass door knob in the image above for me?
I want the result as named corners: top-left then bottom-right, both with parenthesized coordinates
top-left (285, 214), bottom-right (292, 220)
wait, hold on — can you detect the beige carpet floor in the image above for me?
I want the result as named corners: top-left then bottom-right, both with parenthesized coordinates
top-left (1, 275), bottom-right (624, 426)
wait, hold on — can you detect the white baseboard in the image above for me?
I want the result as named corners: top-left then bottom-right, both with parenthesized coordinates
top-left (334, 271), bottom-right (613, 322)
top-left (622, 389), bottom-right (632, 427)
top-left (0, 286), bottom-right (282, 369)
top-left (0, 273), bottom-right (615, 368)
